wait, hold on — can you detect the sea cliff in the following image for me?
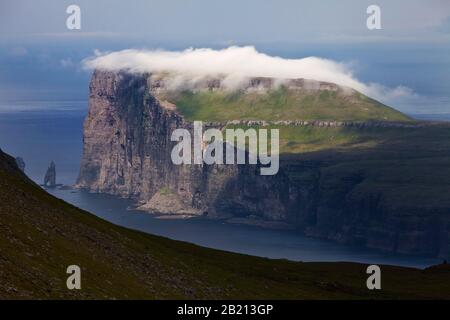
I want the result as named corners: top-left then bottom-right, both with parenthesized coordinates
top-left (77, 70), bottom-right (450, 259)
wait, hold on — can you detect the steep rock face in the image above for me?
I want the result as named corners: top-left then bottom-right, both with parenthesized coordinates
top-left (43, 161), bottom-right (56, 187)
top-left (15, 157), bottom-right (25, 172)
top-left (76, 70), bottom-right (237, 213)
top-left (77, 70), bottom-right (450, 259)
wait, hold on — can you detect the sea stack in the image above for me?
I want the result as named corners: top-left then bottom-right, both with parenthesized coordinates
top-left (15, 157), bottom-right (25, 172)
top-left (44, 161), bottom-right (56, 188)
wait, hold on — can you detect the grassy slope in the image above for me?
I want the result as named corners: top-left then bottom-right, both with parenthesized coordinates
top-left (1, 150), bottom-right (450, 299)
top-left (166, 87), bottom-right (410, 122)
top-left (313, 125), bottom-right (450, 212)
top-left (227, 123), bottom-right (450, 211)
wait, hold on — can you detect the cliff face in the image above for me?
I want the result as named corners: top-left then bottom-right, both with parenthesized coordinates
top-left (77, 70), bottom-right (450, 259)
top-left (77, 70), bottom-right (208, 212)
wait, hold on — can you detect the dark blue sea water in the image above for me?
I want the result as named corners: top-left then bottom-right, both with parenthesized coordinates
top-left (0, 104), bottom-right (443, 268)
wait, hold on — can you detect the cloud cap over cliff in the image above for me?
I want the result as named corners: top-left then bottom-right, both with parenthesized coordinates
top-left (83, 46), bottom-right (412, 103)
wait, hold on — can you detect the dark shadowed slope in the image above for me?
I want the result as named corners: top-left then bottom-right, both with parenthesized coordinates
top-left (0, 149), bottom-right (449, 299)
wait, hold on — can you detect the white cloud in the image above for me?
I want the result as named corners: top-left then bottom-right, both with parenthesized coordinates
top-left (60, 58), bottom-right (74, 68)
top-left (9, 46), bottom-right (27, 56)
top-left (83, 46), bottom-right (414, 105)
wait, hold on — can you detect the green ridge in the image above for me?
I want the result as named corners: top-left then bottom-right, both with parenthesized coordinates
top-left (164, 86), bottom-right (410, 122)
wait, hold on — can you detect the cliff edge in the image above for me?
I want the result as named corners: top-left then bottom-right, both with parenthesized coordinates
top-left (77, 70), bottom-right (450, 260)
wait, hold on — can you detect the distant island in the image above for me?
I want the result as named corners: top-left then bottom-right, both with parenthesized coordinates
top-left (76, 70), bottom-right (450, 260)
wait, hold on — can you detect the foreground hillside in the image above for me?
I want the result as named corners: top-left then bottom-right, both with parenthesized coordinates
top-left (1, 149), bottom-right (450, 299)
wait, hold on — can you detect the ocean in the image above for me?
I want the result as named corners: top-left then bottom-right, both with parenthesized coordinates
top-left (0, 103), bottom-right (442, 268)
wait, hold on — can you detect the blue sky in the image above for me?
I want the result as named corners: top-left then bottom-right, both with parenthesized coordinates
top-left (0, 0), bottom-right (449, 113)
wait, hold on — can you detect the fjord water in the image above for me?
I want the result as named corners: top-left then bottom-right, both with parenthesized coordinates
top-left (0, 105), bottom-right (441, 268)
